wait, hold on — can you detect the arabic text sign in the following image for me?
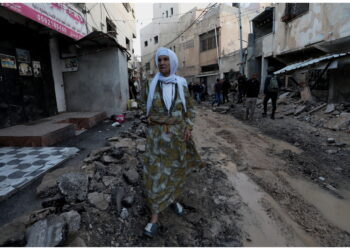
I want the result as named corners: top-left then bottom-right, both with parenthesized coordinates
top-left (2, 3), bottom-right (87, 40)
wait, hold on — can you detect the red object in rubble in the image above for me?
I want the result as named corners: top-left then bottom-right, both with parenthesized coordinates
top-left (116, 114), bottom-right (125, 123)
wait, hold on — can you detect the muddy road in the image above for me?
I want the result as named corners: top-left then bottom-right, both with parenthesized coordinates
top-left (192, 104), bottom-right (350, 247)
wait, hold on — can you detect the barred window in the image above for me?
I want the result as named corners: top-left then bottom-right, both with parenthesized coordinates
top-left (199, 29), bottom-right (219, 52)
top-left (284, 3), bottom-right (309, 20)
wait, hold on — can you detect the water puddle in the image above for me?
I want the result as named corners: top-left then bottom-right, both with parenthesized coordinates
top-left (221, 162), bottom-right (307, 246)
top-left (283, 174), bottom-right (350, 233)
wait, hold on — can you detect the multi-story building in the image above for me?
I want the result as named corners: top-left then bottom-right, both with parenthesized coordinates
top-left (140, 3), bottom-right (269, 94)
top-left (0, 3), bottom-right (136, 129)
top-left (250, 3), bottom-right (350, 103)
top-left (140, 3), bottom-right (208, 77)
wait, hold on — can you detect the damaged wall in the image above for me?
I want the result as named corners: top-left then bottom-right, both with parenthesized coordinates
top-left (274, 3), bottom-right (350, 55)
top-left (63, 48), bottom-right (129, 116)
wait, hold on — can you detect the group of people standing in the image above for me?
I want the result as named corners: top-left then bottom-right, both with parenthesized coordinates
top-left (211, 78), bottom-right (231, 106)
top-left (235, 67), bottom-right (283, 120)
top-left (188, 82), bottom-right (206, 104)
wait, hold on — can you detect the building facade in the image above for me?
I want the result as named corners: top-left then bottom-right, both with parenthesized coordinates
top-left (250, 3), bottom-right (350, 102)
top-left (140, 3), bottom-right (269, 94)
top-left (0, 3), bottom-right (136, 129)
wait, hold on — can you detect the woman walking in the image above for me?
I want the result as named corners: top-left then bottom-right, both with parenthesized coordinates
top-left (141, 47), bottom-right (203, 237)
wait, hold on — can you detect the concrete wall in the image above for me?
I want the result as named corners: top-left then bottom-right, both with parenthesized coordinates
top-left (63, 48), bottom-right (129, 116)
top-left (86, 3), bottom-right (137, 69)
top-left (273, 3), bottom-right (350, 55)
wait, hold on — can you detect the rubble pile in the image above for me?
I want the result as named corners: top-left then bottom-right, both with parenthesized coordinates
top-left (270, 92), bottom-right (350, 132)
top-left (0, 111), bottom-right (243, 247)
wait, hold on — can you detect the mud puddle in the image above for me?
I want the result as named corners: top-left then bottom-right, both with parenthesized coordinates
top-left (284, 173), bottom-right (350, 233)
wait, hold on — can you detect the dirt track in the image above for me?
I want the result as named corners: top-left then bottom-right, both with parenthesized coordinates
top-left (192, 105), bottom-right (350, 247)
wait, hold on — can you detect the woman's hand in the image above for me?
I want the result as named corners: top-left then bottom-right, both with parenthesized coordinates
top-left (184, 128), bottom-right (192, 141)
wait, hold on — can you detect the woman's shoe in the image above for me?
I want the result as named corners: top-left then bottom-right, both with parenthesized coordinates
top-left (170, 202), bottom-right (184, 216)
top-left (143, 223), bottom-right (158, 238)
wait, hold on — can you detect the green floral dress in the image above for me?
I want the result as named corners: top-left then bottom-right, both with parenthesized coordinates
top-left (141, 81), bottom-right (203, 214)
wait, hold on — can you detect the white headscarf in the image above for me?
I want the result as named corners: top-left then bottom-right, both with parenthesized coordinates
top-left (146, 47), bottom-right (187, 116)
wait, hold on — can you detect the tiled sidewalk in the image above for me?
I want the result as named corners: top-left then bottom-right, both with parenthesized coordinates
top-left (0, 147), bottom-right (79, 201)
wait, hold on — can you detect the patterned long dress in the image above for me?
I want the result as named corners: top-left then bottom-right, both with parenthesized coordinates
top-left (141, 81), bottom-right (203, 214)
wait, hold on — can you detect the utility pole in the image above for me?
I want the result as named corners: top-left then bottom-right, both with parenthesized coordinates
top-left (232, 3), bottom-right (244, 75)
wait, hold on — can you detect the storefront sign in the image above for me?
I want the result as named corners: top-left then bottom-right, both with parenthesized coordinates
top-left (18, 63), bottom-right (33, 76)
top-left (32, 61), bottom-right (42, 77)
top-left (16, 49), bottom-right (31, 63)
top-left (0, 54), bottom-right (17, 69)
top-left (62, 57), bottom-right (78, 72)
top-left (1, 3), bottom-right (87, 40)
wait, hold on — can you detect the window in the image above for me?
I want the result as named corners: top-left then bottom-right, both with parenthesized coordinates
top-left (126, 37), bottom-right (130, 50)
top-left (106, 18), bottom-right (117, 36)
top-left (282, 3), bottom-right (309, 22)
top-left (122, 3), bottom-right (131, 12)
top-left (201, 64), bottom-right (219, 72)
top-left (166, 10), bottom-right (168, 18)
top-left (170, 7), bottom-right (173, 15)
top-left (132, 33), bottom-right (136, 39)
top-left (144, 41), bottom-right (148, 47)
top-left (199, 29), bottom-right (219, 52)
top-left (154, 36), bottom-right (158, 44)
top-left (72, 3), bottom-right (86, 11)
top-left (131, 8), bottom-right (135, 18)
top-left (145, 62), bottom-right (150, 70)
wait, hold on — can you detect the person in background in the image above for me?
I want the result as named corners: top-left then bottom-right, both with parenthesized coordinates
top-left (262, 67), bottom-right (283, 119)
top-left (222, 77), bottom-right (230, 104)
top-left (236, 73), bottom-right (247, 104)
top-left (212, 79), bottom-right (223, 106)
top-left (245, 73), bottom-right (260, 120)
top-left (188, 82), bottom-right (194, 98)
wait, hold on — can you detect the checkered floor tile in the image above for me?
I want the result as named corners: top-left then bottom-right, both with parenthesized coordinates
top-left (0, 147), bottom-right (79, 200)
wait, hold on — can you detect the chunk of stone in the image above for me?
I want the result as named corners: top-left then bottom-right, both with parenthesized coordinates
top-left (60, 210), bottom-right (81, 234)
top-left (123, 169), bottom-right (139, 185)
top-left (25, 215), bottom-right (68, 247)
top-left (326, 149), bottom-right (337, 154)
top-left (136, 144), bottom-right (146, 152)
top-left (101, 155), bottom-right (119, 164)
top-left (327, 138), bottom-right (335, 144)
top-left (88, 192), bottom-right (109, 211)
top-left (57, 173), bottom-right (89, 203)
top-left (102, 176), bottom-right (117, 187)
top-left (113, 186), bottom-right (125, 214)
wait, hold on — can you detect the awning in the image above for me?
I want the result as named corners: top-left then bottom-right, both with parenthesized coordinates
top-left (274, 52), bottom-right (350, 75)
top-left (76, 31), bottom-right (131, 60)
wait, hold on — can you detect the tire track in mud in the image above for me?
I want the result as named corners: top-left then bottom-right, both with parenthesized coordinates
top-left (193, 106), bottom-right (350, 246)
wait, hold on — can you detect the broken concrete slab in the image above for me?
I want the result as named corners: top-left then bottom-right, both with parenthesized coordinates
top-left (102, 176), bottom-right (117, 187)
top-left (57, 173), bottom-right (89, 203)
top-left (26, 215), bottom-right (68, 247)
top-left (89, 147), bottom-right (112, 158)
top-left (88, 192), bottom-right (109, 211)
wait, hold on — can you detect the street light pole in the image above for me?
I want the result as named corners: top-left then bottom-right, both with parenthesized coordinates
top-left (238, 3), bottom-right (244, 75)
